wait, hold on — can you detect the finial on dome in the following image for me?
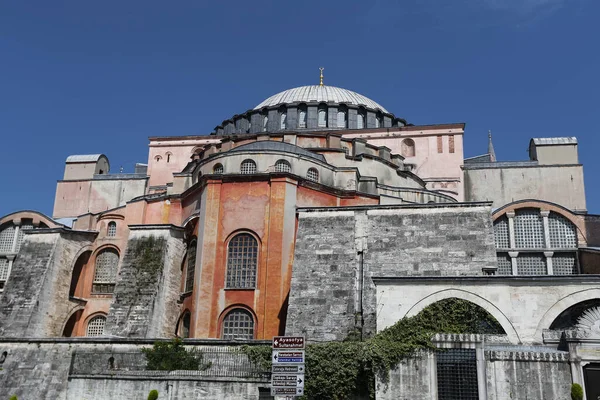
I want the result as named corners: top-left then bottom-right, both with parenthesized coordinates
top-left (319, 67), bottom-right (324, 86)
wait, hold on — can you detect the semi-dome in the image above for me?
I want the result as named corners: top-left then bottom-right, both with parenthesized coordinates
top-left (254, 85), bottom-right (388, 113)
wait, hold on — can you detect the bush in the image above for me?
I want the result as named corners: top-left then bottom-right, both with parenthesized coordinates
top-left (141, 338), bottom-right (211, 371)
top-left (9, 396), bottom-right (18, 400)
top-left (147, 389), bottom-right (159, 400)
top-left (571, 383), bottom-right (583, 400)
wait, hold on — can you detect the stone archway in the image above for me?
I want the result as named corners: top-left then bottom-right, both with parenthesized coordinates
top-left (535, 289), bottom-right (600, 340)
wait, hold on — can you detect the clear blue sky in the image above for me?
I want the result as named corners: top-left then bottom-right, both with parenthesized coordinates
top-left (0, 0), bottom-right (598, 217)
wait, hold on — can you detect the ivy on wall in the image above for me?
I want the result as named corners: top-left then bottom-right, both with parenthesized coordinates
top-left (241, 298), bottom-right (504, 400)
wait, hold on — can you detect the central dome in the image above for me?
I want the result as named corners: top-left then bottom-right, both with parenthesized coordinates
top-left (254, 85), bottom-right (388, 113)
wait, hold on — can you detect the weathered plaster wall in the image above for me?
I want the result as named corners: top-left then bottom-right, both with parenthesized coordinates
top-left (286, 204), bottom-right (496, 341)
top-left (106, 226), bottom-right (185, 338)
top-left (0, 229), bottom-right (96, 338)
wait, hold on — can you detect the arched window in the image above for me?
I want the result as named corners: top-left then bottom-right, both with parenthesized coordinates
top-left (166, 152), bottom-right (172, 163)
top-left (92, 248), bottom-right (119, 294)
top-left (401, 139), bottom-right (416, 157)
top-left (213, 164), bottom-right (224, 174)
top-left (0, 258), bottom-right (9, 288)
top-left (107, 222), bottom-right (117, 237)
top-left (357, 109), bottom-right (366, 129)
top-left (155, 155), bottom-right (162, 162)
top-left (240, 159), bottom-right (257, 174)
top-left (298, 105), bottom-right (307, 128)
top-left (306, 168), bottom-right (319, 182)
top-left (375, 112), bottom-right (383, 128)
top-left (493, 208), bottom-right (578, 276)
top-left (178, 312), bottom-right (191, 338)
top-left (279, 107), bottom-right (287, 130)
top-left (226, 233), bottom-right (258, 288)
top-left (185, 241), bottom-right (196, 293)
top-left (262, 114), bottom-right (268, 132)
top-left (222, 309), bottom-right (254, 340)
top-left (86, 315), bottom-right (106, 337)
top-left (318, 105), bottom-right (327, 128)
top-left (0, 225), bottom-right (15, 253)
top-left (275, 160), bottom-right (291, 173)
top-left (337, 107), bottom-right (347, 128)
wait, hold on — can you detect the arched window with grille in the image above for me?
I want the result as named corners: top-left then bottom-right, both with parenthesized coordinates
top-left (226, 233), bottom-right (258, 289)
top-left (92, 248), bottom-right (119, 293)
top-left (492, 208), bottom-right (578, 276)
top-left (240, 159), bottom-right (257, 174)
top-left (107, 222), bottom-right (117, 237)
top-left (213, 164), bottom-right (224, 174)
top-left (86, 315), bottom-right (106, 337)
top-left (401, 139), bottom-right (416, 157)
top-left (357, 109), bottom-right (366, 129)
top-left (279, 107), bottom-right (287, 130)
top-left (221, 308), bottom-right (254, 340)
top-left (0, 225), bottom-right (15, 253)
top-left (318, 104), bottom-right (327, 128)
top-left (275, 160), bottom-right (291, 173)
top-left (337, 106), bottom-right (347, 128)
top-left (298, 105), bottom-right (307, 128)
top-left (185, 241), bottom-right (196, 293)
top-left (306, 168), bottom-right (319, 182)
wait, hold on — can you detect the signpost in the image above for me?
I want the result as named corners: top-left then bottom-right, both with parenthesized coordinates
top-left (271, 336), bottom-right (305, 399)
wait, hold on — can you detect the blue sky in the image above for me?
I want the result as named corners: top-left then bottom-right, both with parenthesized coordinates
top-left (0, 0), bottom-right (598, 216)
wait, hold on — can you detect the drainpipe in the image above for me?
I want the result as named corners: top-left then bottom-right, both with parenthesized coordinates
top-left (356, 250), bottom-right (365, 340)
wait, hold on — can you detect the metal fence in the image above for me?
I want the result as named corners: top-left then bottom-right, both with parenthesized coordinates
top-left (70, 345), bottom-right (270, 380)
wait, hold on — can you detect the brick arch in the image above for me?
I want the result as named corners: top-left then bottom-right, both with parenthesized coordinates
top-left (404, 288), bottom-right (520, 343)
top-left (534, 288), bottom-right (600, 340)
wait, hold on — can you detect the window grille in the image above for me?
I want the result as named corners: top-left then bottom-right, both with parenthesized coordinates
top-left (437, 349), bottom-right (478, 400)
top-left (493, 217), bottom-right (510, 248)
top-left (0, 258), bottom-right (9, 281)
top-left (514, 210), bottom-right (545, 248)
top-left (92, 249), bottom-right (119, 293)
top-left (280, 112), bottom-right (287, 130)
top-left (553, 253), bottom-right (577, 275)
top-left (86, 315), bottom-right (106, 337)
top-left (240, 160), bottom-right (257, 174)
top-left (275, 160), bottom-right (291, 173)
top-left (318, 107), bottom-right (327, 127)
top-left (0, 225), bottom-right (15, 253)
top-left (226, 233), bottom-right (258, 289)
top-left (516, 254), bottom-right (546, 275)
top-left (496, 253), bottom-right (512, 275)
top-left (222, 309), bottom-right (254, 340)
top-left (213, 164), bottom-right (224, 174)
top-left (337, 111), bottom-right (346, 128)
top-left (306, 168), bottom-right (319, 183)
top-left (298, 108), bottom-right (307, 128)
top-left (107, 222), bottom-right (117, 237)
top-left (15, 222), bottom-right (34, 252)
top-left (357, 112), bottom-right (365, 129)
top-left (185, 242), bottom-right (196, 292)
top-left (548, 213), bottom-right (577, 248)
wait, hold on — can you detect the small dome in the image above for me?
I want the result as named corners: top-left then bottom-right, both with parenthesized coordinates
top-left (254, 85), bottom-right (388, 113)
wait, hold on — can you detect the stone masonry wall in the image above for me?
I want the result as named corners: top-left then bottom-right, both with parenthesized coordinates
top-left (106, 225), bottom-right (185, 338)
top-left (0, 229), bottom-right (96, 338)
top-left (286, 204), bottom-right (497, 341)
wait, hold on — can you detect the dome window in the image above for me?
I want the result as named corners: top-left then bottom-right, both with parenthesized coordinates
top-left (280, 111), bottom-right (287, 130)
top-left (240, 159), bottom-right (257, 174)
top-left (318, 105), bottom-right (327, 128)
top-left (337, 106), bottom-right (347, 129)
top-left (213, 164), bottom-right (224, 174)
top-left (357, 109), bottom-right (366, 129)
top-left (298, 105), bottom-right (307, 128)
top-left (262, 114), bottom-right (268, 132)
top-left (306, 168), bottom-right (319, 182)
top-left (275, 160), bottom-right (291, 173)
top-left (375, 113), bottom-right (383, 128)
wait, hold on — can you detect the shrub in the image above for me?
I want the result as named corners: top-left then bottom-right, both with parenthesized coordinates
top-left (141, 338), bottom-right (211, 371)
top-left (147, 389), bottom-right (159, 400)
top-left (571, 383), bottom-right (583, 400)
top-left (9, 396), bottom-right (18, 400)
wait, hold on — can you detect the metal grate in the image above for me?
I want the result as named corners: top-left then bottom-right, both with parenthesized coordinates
top-left (93, 249), bottom-right (119, 293)
top-left (107, 222), bottom-right (117, 237)
top-left (86, 315), bottom-right (106, 337)
top-left (213, 164), bottom-right (224, 174)
top-left (0, 258), bottom-right (9, 281)
top-left (516, 253), bottom-right (546, 275)
top-left (226, 234), bottom-right (258, 288)
top-left (185, 242), bottom-right (197, 292)
top-left (548, 213), bottom-right (577, 248)
top-left (306, 168), bottom-right (319, 183)
top-left (437, 349), bottom-right (478, 400)
top-left (0, 225), bottom-right (15, 253)
top-left (553, 253), bottom-right (577, 275)
top-left (496, 253), bottom-right (512, 275)
top-left (275, 160), bottom-right (291, 173)
top-left (222, 309), bottom-right (254, 340)
top-left (240, 160), bottom-right (257, 174)
top-left (514, 210), bottom-right (545, 248)
top-left (494, 217), bottom-right (510, 248)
